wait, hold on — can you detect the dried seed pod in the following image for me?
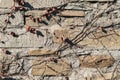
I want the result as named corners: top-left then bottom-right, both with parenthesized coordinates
top-left (47, 13), bottom-right (51, 17)
top-left (42, 13), bottom-right (48, 17)
top-left (47, 8), bottom-right (53, 13)
top-left (61, 35), bottom-right (66, 43)
top-left (2, 48), bottom-right (11, 55)
top-left (52, 7), bottom-right (57, 12)
top-left (37, 17), bottom-right (42, 23)
top-left (4, 19), bottom-right (8, 23)
top-left (7, 13), bottom-right (15, 19)
top-left (49, 58), bottom-right (58, 63)
top-left (4, 19), bottom-right (10, 24)
top-left (1, 41), bottom-right (5, 44)
top-left (53, 58), bottom-right (58, 63)
top-left (49, 57), bottom-right (54, 61)
top-left (30, 28), bottom-right (36, 34)
top-left (10, 32), bottom-right (19, 37)
top-left (26, 25), bottom-right (36, 34)
top-left (99, 26), bottom-right (107, 34)
top-left (29, 15), bottom-right (36, 22)
top-left (20, 0), bottom-right (25, 5)
top-left (19, 6), bottom-right (24, 11)
top-left (26, 26), bottom-right (31, 31)
top-left (31, 28), bottom-right (35, 32)
top-left (11, 6), bottom-right (17, 11)
top-left (10, 32), bottom-right (16, 36)
top-left (7, 13), bottom-right (12, 17)
top-left (2, 27), bottom-right (6, 31)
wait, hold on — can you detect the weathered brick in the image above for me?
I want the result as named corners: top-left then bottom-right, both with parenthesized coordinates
top-left (59, 10), bottom-right (85, 17)
top-left (61, 18), bottom-right (85, 26)
top-left (32, 58), bottom-right (71, 76)
top-left (79, 55), bottom-right (115, 68)
top-left (25, 10), bottom-right (46, 16)
top-left (28, 48), bottom-right (56, 56)
top-left (69, 29), bottom-right (120, 49)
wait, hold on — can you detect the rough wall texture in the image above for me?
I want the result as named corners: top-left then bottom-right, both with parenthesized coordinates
top-left (0, 0), bottom-right (120, 80)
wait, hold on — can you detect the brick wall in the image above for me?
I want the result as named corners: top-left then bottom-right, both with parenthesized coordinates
top-left (0, 0), bottom-right (120, 80)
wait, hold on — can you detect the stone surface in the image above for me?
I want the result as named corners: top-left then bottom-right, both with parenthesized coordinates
top-left (0, 0), bottom-right (14, 8)
top-left (0, 28), bottom-right (45, 47)
top-left (69, 29), bottom-right (120, 49)
top-left (0, 11), bottom-right (24, 27)
top-left (25, 0), bottom-right (67, 8)
top-left (0, 9), bottom-right (12, 15)
top-left (0, 0), bottom-right (120, 80)
top-left (81, 0), bottom-right (114, 1)
top-left (79, 55), bottom-right (115, 68)
top-left (32, 58), bottom-right (71, 76)
top-left (0, 28), bottom-right (120, 49)
top-left (61, 18), bottom-right (85, 26)
top-left (28, 48), bottom-right (56, 56)
top-left (25, 10), bottom-right (85, 27)
top-left (93, 72), bottom-right (117, 80)
top-left (53, 29), bottom-right (69, 43)
top-left (25, 10), bottom-right (46, 16)
top-left (69, 68), bottom-right (119, 80)
top-left (25, 10), bottom-right (62, 27)
top-left (59, 10), bottom-right (85, 17)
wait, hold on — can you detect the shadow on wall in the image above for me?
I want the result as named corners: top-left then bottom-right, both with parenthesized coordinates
top-left (36, 30), bottom-right (44, 37)
top-left (2, 77), bottom-right (16, 80)
top-left (24, 2), bottom-right (34, 9)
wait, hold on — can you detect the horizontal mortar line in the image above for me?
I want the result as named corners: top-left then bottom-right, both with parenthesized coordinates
top-left (25, 8), bottom-right (88, 11)
top-left (0, 47), bottom-right (119, 51)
